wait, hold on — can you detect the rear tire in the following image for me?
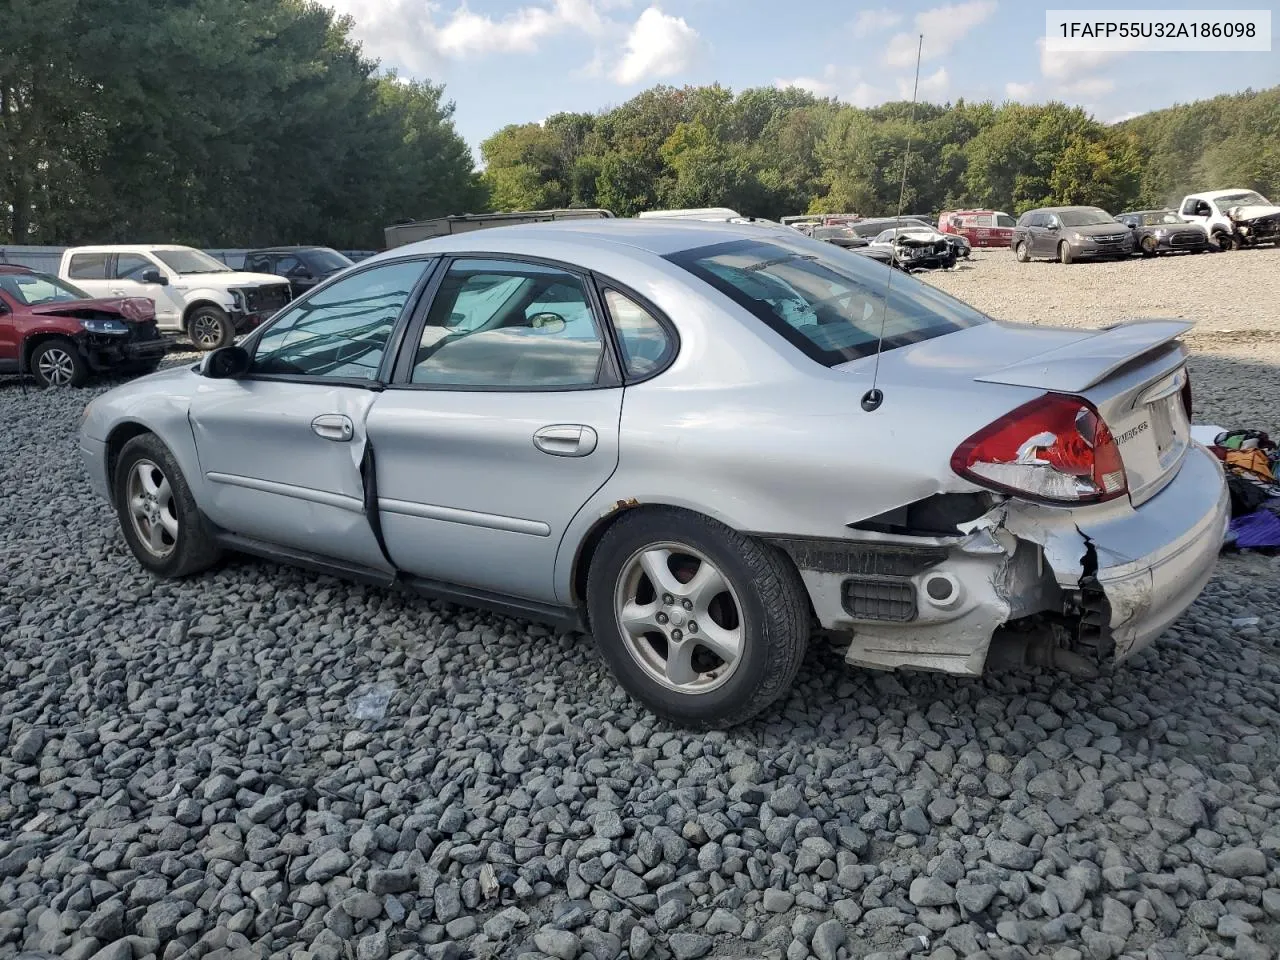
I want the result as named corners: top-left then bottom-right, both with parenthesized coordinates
top-left (585, 508), bottom-right (809, 729)
top-left (30, 338), bottom-right (89, 388)
top-left (187, 306), bottom-right (234, 351)
top-left (1058, 241), bottom-right (1074, 265)
top-left (1014, 241), bottom-right (1030, 263)
top-left (113, 433), bottom-right (222, 578)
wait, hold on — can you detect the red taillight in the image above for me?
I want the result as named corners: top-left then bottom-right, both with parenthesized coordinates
top-left (951, 394), bottom-right (1128, 503)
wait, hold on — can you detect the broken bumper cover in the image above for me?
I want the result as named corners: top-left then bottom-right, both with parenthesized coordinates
top-left (1049, 442), bottom-right (1229, 660)
top-left (778, 442), bottom-right (1228, 675)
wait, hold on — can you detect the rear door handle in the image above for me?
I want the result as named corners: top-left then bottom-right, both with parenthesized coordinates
top-left (311, 414), bottom-right (354, 442)
top-left (533, 424), bottom-right (597, 457)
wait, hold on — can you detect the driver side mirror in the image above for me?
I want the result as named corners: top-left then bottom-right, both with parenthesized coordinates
top-left (142, 269), bottom-right (168, 286)
top-left (1046, 218), bottom-right (1061, 230)
top-left (201, 345), bottom-right (251, 379)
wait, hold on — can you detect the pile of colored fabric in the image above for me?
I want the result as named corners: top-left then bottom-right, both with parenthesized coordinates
top-left (1207, 429), bottom-right (1280, 551)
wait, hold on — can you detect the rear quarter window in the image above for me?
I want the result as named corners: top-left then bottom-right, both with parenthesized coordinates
top-left (668, 238), bottom-right (988, 367)
top-left (68, 253), bottom-right (108, 279)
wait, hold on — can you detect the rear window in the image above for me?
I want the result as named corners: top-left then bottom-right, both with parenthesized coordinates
top-left (668, 238), bottom-right (988, 367)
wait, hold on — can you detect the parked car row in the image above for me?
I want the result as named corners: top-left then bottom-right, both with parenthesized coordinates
top-left (0, 245), bottom-right (357, 388)
top-left (1012, 189), bottom-right (1280, 265)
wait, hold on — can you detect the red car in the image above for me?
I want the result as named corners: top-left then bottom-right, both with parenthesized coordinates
top-left (939, 209), bottom-right (1017, 248)
top-left (0, 265), bottom-right (170, 387)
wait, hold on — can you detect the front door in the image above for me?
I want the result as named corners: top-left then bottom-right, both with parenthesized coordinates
top-left (109, 253), bottom-right (185, 327)
top-left (367, 257), bottom-right (624, 604)
top-left (187, 257), bottom-right (434, 570)
top-left (0, 292), bottom-right (18, 371)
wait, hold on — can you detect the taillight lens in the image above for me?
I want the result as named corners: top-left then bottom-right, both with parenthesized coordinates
top-left (951, 394), bottom-right (1128, 503)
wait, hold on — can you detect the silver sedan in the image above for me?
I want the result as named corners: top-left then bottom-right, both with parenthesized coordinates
top-left (81, 220), bottom-right (1228, 728)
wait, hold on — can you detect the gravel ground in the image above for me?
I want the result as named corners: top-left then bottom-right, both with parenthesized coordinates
top-left (2, 247), bottom-right (1280, 960)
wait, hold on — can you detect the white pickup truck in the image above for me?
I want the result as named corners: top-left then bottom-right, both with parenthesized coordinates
top-left (1177, 189), bottom-right (1280, 250)
top-left (58, 245), bottom-right (292, 350)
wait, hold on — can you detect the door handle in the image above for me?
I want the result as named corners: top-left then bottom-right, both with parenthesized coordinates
top-left (109, 288), bottom-right (126, 296)
top-left (533, 424), bottom-right (598, 457)
top-left (311, 414), bottom-right (354, 442)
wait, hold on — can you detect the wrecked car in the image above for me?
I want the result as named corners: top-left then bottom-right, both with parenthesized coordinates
top-left (1179, 189), bottom-right (1280, 250)
top-left (0, 266), bottom-right (169, 387)
top-left (867, 227), bottom-right (957, 271)
top-left (1115, 210), bottom-right (1211, 255)
top-left (80, 220), bottom-right (1228, 728)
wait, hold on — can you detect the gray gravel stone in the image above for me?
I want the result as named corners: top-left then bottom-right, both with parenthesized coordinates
top-left (669, 933), bottom-right (712, 960)
top-left (534, 928), bottom-right (580, 960)
top-left (1212, 846), bottom-right (1267, 878)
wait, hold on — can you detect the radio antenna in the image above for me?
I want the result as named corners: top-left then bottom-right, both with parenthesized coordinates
top-left (861, 32), bottom-right (923, 413)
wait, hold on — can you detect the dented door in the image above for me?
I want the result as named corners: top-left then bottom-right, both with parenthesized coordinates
top-left (188, 378), bottom-right (392, 572)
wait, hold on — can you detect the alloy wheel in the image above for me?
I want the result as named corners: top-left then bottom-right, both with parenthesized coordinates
top-left (127, 459), bottom-right (179, 559)
top-left (37, 347), bottom-right (76, 386)
top-left (192, 314), bottom-right (222, 348)
top-left (613, 542), bottom-right (745, 693)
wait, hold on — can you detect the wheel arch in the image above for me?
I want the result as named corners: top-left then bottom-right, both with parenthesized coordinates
top-left (105, 421), bottom-right (157, 493)
top-left (566, 500), bottom-right (811, 625)
top-left (20, 332), bottom-right (81, 372)
top-left (181, 298), bottom-right (230, 330)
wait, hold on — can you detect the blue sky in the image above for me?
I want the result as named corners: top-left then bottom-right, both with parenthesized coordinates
top-left (323, 0), bottom-right (1280, 158)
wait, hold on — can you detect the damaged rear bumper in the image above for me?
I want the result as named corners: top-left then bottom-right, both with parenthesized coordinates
top-left (773, 442), bottom-right (1228, 676)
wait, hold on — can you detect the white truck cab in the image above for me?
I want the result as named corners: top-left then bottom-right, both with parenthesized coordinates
top-left (58, 245), bottom-right (292, 350)
top-left (1178, 189), bottom-right (1280, 250)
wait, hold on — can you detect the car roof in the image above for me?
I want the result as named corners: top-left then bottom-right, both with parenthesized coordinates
top-left (381, 218), bottom-right (807, 259)
top-left (1032, 206), bottom-right (1108, 213)
top-left (1189, 188), bottom-right (1262, 199)
top-left (1121, 209), bottom-right (1175, 216)
top-left (0, 264), bottom-right (36, 275)
top-left (64, 244), bottom-right (196, 253)
top-left (247, 246), bottom-right (331, 253)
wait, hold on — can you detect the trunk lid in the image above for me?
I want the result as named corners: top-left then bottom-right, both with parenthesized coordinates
top-left (842, 318), bottom-right (1193, 506)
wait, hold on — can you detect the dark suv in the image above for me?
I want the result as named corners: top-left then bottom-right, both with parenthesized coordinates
top-left (1012, 206), bottom-right (1135, 264)
top-left (242, 247), bottom-right (354, 297)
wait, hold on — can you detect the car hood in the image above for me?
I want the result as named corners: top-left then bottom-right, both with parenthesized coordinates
top-left (1063, 222), bottom-right (1127, 237)
top-left (1225, 204), bottom-right (1280, 222)
top-left (25, 296), bottom-right (155, 322)
top-left (175, 271), bottom-right (288, 287)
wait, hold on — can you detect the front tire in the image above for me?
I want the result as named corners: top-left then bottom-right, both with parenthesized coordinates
top-left (1212, 230), bottom-right (1237, 251)
top-left (1140, 235), bottom-right (1158, 256)
top-left (1014, 241), bottom-right (1030, 263)
top-left (187, 306), bottom-right (234, 351)
top-left (30, 338), bottom-right (89, 388)
top-left (1058, 241), bottom-right (1074, 265)
top-left (586, 509), bottom-right (809, 729)
top-left (113, 434), bottom-right (222, 578)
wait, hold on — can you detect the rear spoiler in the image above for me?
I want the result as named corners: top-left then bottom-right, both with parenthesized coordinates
top-left (975, 319), bottom-right (1193, 393)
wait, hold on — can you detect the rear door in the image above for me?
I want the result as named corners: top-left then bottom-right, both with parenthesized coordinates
top-left (187, 257), bottom-right (435, 570)
top-left (109, 252), bottom-right (184, 327)
top-left (0, 288), bottom-right (19, 370)
top-left (63, 252), bottom-right (112, 298)
top-left (367, 256), bottom-right (625, 604)
top-left (993, 212), bottom-right (1016, 246)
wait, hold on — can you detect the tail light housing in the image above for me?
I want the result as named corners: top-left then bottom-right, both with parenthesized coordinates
top-left (951, 394), bottom-right (1128, 504)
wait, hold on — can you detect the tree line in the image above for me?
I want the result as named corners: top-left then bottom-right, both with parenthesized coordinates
top-left (1, 0), bottom-right (482, 248)
top-left (4, 0), bottom-right (1276, 247)
top-left (482, 84), bottom-right (1280, 221)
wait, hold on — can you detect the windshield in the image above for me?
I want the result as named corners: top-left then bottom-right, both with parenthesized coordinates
top-left (0, 271), bottom-right (89, 305)
top-left (1142, 211), bottom-right (1184, 226)
top-left (668, 237), bottom-right (988, 367)
top-left (1216, 191), bottom-right (1269, 207)
top-left (1058, 208), bottom-right (1114, 227)
top-left (154, 248), bottom-right (232, 274)
top-left (308, 249), bottom-right (355, 272)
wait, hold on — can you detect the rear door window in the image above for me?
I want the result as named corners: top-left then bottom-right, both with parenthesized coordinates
top-left (669, 238), bottom-right (987, 367)
top-left (68, 253), bottom-right (108, 279)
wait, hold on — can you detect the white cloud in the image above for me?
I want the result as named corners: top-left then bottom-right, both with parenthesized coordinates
top-left (774, 75), bottom-right (838, 97)
top-left (899, 66), bottom-right (949, 100)
top-left (1108, 110), bottom-right (1140, 124)
top-left (612, 6), bottom-right (701, 85)
top-left (1005, 81), bottom-right (1035, 101)
top-left (848, 82), bottom-right (885, 108)
top-left (883, 0), bottom-right (998, 68)
top-left (852, 8), bottom-right (902, 38)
